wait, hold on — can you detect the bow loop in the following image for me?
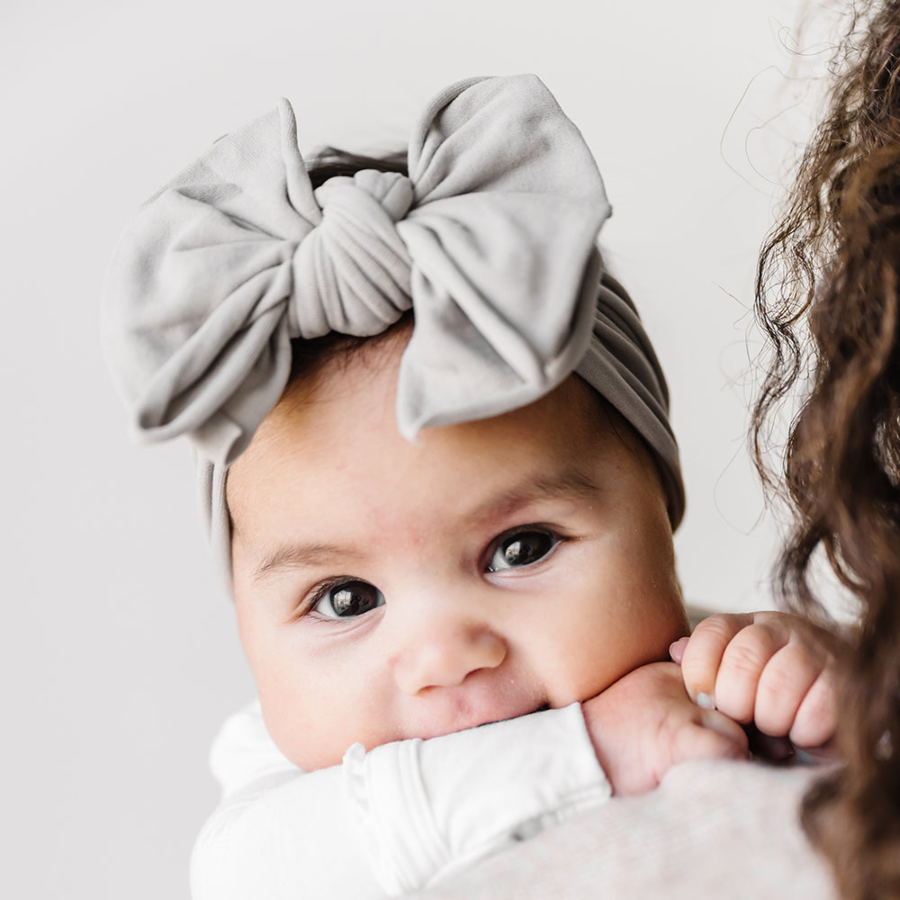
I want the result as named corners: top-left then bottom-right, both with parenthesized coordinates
top-left (392, 74), bottom-right (610, 436)
top-left (290, 171), bottom-right (415, 338)
top-left (102, 98), bottom-right (321, 462)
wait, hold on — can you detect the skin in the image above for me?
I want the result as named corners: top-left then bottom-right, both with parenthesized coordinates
top-left (671, 612), bottom-right (837, 751)
top-left (227, 327), bottom-right (836, 786)
top-left (227, 329), bottom-right (692, 772)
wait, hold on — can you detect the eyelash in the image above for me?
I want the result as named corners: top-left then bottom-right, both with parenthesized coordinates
top-left (296, 525), bottom-right (567, 621)
top-left (483, 525), bottom-right (564, 573)
top-left (298, 576), bottom-right (360, 620)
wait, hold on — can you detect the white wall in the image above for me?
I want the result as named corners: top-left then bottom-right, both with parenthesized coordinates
top-left (3, 1), bottom-right (834, 896)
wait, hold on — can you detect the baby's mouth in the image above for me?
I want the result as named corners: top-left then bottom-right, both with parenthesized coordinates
top-left (472, 702), bottom-right (550, 730)
top-left (408, 692), bottom-right (551, 741)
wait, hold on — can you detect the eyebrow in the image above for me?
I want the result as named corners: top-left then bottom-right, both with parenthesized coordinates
top-left (463, 465), bottom-right (602, 526)
top-left (250, 464), bottom-right (602, 584)
top-left (253, 542), bottom-right (364, 584)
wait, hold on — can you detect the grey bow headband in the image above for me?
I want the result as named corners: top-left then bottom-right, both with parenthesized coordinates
top-left (102, 74), bottom-right (683, 580)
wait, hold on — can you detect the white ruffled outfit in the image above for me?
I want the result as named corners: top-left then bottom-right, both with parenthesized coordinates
top-left (190, 702), bottom-right (610, 899)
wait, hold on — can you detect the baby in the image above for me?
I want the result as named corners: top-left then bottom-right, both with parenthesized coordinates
top-left (102, 75), bottom-right (835, 898)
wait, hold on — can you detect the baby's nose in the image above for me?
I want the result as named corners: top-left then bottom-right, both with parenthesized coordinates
top-left (392, 624), bottom-right (507, 695)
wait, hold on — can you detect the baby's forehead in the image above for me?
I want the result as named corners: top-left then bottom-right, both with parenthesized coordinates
top-left (227, 350), bottom-right (662, 543)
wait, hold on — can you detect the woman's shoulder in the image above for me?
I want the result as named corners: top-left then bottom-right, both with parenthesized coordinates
top-left (415, 759), bottom-right (837, 900)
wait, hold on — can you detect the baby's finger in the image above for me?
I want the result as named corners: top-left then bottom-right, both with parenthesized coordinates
top-left (714, 621), bottom-right (792, 724)
top-left (753, 642), bottom-right (821, 737)
top-left (679, 614), bottom-right (754, 706)
top-left (671, 712), bottom-right (749, 768)
top-left (789, 669), bottom-right (838, 749)
top-left (699, 708), bottom-right (751, 752)
top-left (669, 636), bottom-right (689, 665)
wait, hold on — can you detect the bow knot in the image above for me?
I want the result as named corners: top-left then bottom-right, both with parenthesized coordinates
top-left (290, 170), bottom-right (415, 339)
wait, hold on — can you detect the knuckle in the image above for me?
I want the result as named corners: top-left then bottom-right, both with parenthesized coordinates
top-left (760, 651), bottom-right (808, 696)
top-left (754, 648), bottom-right (817, 735)
top-left (752, 610), bottom-right (797, 629)
top-left (682, 615), bottom-right (752, 680)
top-left (721, 631), bottom-right (772, 678)
top-left (691, 613), bottom-right (749, 643)
top-left (791, 675), bottom-right (838, 747)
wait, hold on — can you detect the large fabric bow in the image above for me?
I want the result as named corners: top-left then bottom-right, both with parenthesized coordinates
top-left (103, 74), bottom-right (684, 580)
top-left (102, 75), bottom-right (609, 469)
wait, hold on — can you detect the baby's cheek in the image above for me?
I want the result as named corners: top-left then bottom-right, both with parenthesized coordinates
top-left (258, 686), bottom-right (342, 772)
top-left (258, 664), bottom-right (402, 772)
top-left (534, 624), bottom-right (632, 705)
top-left (622, 536), bottom-right (688, 657)
top-left (630, 580), bottom-right (689, 667)
top-left (561, 598), bottom-right (686, 704)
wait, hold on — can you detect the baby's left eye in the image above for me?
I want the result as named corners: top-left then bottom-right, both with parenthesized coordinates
top-left (486, 530), bottom-right (559, 572)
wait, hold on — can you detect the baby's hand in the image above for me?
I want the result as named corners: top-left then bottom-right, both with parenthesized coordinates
top-left (670, 612), bottom-right (837, 753)
top-left (581, 662), bottom-right (748, 796)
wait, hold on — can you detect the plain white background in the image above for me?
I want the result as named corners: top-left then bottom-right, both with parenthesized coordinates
top-left (3, 1), bottom-right (844, 896)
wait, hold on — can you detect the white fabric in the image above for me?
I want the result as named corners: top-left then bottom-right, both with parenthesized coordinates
top-left (191, 701), bottom-right (611, 899)
top-left (417, 759), bottom-right (837, 900)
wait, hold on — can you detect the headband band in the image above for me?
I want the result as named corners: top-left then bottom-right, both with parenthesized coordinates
top-left (102, 74), bottom-right (683, 580)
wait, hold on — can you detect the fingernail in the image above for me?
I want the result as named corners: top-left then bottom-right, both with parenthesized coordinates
top-left (669, 637), bottom-right (689, 664)
top-left (696, 692), bottom-right (716, 710)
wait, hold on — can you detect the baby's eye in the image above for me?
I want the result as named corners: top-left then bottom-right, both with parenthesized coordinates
top-left (486, 530), bottom-right (559, 572)
top-left (313, 580), bottom-right (385, 619)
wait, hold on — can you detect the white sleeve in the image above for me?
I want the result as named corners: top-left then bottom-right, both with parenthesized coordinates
top-left (190, 701), bottom-right (611, 900)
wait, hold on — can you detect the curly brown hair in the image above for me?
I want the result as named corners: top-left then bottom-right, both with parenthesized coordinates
top-left (754, 2), bottom-right (900, 897)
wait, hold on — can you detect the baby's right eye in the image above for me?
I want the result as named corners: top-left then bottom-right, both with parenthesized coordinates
top-left (313, 580), bottom-right (385, 619)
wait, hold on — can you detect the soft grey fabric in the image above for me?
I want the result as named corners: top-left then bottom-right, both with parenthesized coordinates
top-left (102, 74), bottom-right (683, 579)
top-left (577, 272), bottom-right (681, 527)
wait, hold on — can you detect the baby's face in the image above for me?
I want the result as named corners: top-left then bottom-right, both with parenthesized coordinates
top-left (227, 333), bottom-right (687, 771)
